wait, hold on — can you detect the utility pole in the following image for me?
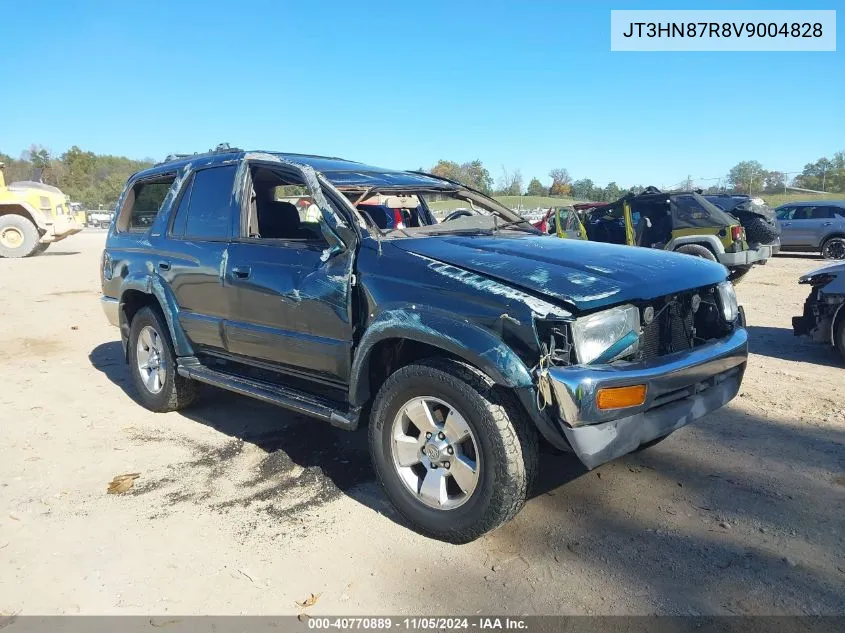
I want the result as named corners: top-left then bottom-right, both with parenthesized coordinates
top-left (822, 164), bottom-right (827, 192)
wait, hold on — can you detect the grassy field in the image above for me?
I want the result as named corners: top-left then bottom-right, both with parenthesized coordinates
top-left (428, 195), bottom-right (578, 215)
top-left (759, 191), bottom-right (842, 208)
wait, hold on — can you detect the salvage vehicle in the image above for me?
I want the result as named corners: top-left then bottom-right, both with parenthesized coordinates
top-left (100, 147), bottom-right (748, 543)
top-left (793, 262), bottom-right (845, 358)
top-left (571, 188), bottom-right (773, 282)
top-left (0, 164), bottom-right (82, 257)
top-left (532, 206), bottom-right (587, 239)
top-left (703, 194), bottom-right (781, 255)
top-left (775, 200), bottom-right (845, 260)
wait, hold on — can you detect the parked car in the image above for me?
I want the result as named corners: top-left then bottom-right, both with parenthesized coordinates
top-left (793, 262), bottom-right (845, 358)
top-left (0, 164), bottom-right (81, 257)
top-left (87, 210), bottom-right (114, 228)
top-left (100, 148), bottom-right (748, 543)
top-left (703, 194), bottom-right (781, 254)
top-left (775, 200), bottom-right (845, 260)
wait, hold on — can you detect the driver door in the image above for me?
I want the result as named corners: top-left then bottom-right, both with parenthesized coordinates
top-left (223, 162), bottom-right (355, 386)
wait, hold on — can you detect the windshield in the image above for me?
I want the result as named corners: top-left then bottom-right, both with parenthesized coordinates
top-left (339, 188), bottom-right (535, 238)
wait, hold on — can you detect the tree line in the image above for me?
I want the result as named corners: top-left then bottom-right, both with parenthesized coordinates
top-left (0, 145), bottom-right (153, 209)
top-left (722, 153), bottom-right (845, 195)
top-left (430, 152), bottom-right (845, 201)
top-left (2, 145), bottom-right (843, 209)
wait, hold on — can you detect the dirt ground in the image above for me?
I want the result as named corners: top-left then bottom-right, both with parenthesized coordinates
top-left (1, 231), bottom-right (843, 616)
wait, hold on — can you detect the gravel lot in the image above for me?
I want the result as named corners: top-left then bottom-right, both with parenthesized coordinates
top-left (1, 231), bottom-right (843, 616)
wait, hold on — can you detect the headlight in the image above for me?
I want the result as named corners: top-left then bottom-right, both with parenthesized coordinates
top-left (716, 281), bottom-right (738, 322)
top-left (571, 304), bottom-right (640, 365)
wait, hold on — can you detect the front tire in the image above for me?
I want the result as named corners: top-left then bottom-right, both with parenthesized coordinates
top-left (0, 214), bottom-right (40, 258)
top-left (369, 358), bottom-right (538, 543)
top-left (675, 244), bottom-right (717, 262)
top-left (835, 315), bottom-right (845, 359)
top-left (127, 306), bottom-right (197, 412)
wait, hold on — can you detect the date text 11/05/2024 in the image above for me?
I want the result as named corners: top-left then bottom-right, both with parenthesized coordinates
top-left (306, 617), bottom-right (528, 630)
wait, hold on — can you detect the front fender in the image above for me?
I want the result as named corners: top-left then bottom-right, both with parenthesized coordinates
top-left (118, 272), bottom-right (195, 358)
top-left (349, 306), bottom-right (534, 407)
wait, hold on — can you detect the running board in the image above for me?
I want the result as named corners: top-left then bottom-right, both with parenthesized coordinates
top-left (176, 358), bottom-right (359, 430)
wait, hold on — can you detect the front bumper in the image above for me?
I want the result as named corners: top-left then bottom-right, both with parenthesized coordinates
top-left (42, 216), bottom-right (83, 243)
top-left (546, 328), bottom-right (748, 469)
top-left (101, 296), bottom-right (120, 327)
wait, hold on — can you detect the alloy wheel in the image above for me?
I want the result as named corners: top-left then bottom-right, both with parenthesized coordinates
top-left (136, 325), bottom-right (166, 394)
top-left (823, 238), bottom-right (845, 260)
top-left (390, 396), bottom-right (480, 510)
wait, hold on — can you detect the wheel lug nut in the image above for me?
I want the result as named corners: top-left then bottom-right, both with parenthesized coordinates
top-left (438, 432), bottom-right (445, 440)
top-left (443, 462), bottom-right (450, 469)
top-left (447, 446), bottom-right (454, 455)
top-left (425, 432), bottom-right (432, 439)
top-left (431, 463), bottom-right (438, 469)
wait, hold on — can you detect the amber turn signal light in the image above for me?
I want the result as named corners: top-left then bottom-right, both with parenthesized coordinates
top-left (596, 385), bottom-right (647, 410)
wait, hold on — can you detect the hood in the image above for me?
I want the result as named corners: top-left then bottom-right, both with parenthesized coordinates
top-left (800, 262), bottom-right (845, 284)
top-left (394, 234), bottom-right (728, 311)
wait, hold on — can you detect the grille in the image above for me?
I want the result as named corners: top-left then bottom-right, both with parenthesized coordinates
top-left (639, 296), bottom-right (697, 360)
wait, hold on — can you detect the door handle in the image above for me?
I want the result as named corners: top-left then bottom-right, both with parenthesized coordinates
top-left (822, 222), bottom-right (833, 226)
top-left (782, 222), bottom-right (791, 226)
top-left (158, 261), bottom-right (171, 271)
top-left (232, 266), bottom-right (251, 279)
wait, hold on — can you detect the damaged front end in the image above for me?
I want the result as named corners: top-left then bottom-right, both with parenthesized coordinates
top-left (793, 264), bottom-right (845, 352)
top-left (534, 282), bottom-right (748, 469)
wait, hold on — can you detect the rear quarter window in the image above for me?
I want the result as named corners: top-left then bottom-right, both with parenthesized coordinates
top-left (117, 174), bottom-right (177, 232)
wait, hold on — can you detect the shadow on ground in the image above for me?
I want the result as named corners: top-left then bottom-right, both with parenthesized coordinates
top-left (773, 253), bottom-right (824, 260)
top-left (89, 341), bottom-right (845, 614)
top-left (746, 325), bottom-right (843, 367)
top-left (89, 340), bottom-right (586, 527)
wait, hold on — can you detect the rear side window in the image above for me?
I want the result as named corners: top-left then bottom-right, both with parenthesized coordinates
top-left (184, 165), bottom-right (238, 240)
top-left (809, 207), bottom-right (833, 220)
top-left (118, 175), bottom-right (177, 231)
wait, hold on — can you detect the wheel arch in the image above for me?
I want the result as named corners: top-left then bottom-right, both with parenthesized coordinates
top-left (117, 274), bottom-right (194, 359)
top-left (349, 308), bottom-right (534, 408)
top-left (820, 232), bottom-right (845, 250)
top-left (0, 202), bottom-right (46, 232)
top-left (666, 234), bottom-right (723, 256)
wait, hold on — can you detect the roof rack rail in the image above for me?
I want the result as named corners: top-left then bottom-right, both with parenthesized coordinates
top-left (156, 143), bottom-right (243, 166)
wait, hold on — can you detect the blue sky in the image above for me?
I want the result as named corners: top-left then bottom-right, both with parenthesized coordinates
top-left (1, 0), bottom-right (841, 188)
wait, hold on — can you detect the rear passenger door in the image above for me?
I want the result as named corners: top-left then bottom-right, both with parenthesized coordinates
top-left (223, 161), bottom-right (355, 387)
top-left (162, 164), bottom-right (240, 352)
top-left (807, 206), bottom-right (836, 247)
top-left (778, 206), bottom-right (817, 247)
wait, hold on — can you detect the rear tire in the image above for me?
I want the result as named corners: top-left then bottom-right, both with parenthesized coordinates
top-left (675, 244), bottom-right (717, 262)
top-left (369, 358), bottom-right (538, 544)
top-left (0, 214), bottom-right (40, 258)
top-left (821, 236), bottom-right (845, 260)
top-left (127, 306), bottom-right (197, 412)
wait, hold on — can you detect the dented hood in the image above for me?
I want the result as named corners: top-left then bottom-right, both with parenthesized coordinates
top-left (395, 234), bottom-right (728, 311)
